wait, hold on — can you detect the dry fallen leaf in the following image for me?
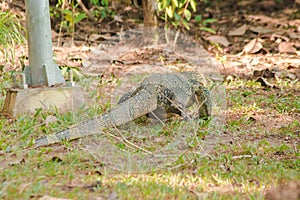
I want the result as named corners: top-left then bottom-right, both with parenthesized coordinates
top-left (205, 35), bottom-right (231, 47)
top-left (39, 195), bottom-right (71, 200)
top-left (113, 15), bottom-right (123, 22)
top-left (270, 34), bottom-right (290, 42)
top-left (228, 24), bottom-right (248, 36)
top-left (258, 0), bottom-right (278, 10)
top-left (265, 181), bottom-right (300, 200)
top-left (286, 73), bottom-right (297, 80)
top-left (45, 115), bottom-right (57, 126)
top-left (247, 15), bottom-right (281, 26)
top-left (288, 32), bottom-right (300, 39)
top-left (237, 0), bottom-right (255, 7)
top-left (8, 157), bottom-right (25, 166)
top-left (288, 19), bottom-right (300, 27)
top-left (89, 33), bottom-right (102, 42)
top-left (278, 42), bottom-right (296, 54)
top-left (243, 38), bottom-right (263, 54)
top-left (249, 26), bottom-right (273, 34)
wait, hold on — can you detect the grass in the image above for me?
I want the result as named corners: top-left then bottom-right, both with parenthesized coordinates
top-left (0, 11), bottom-right (25, 65)
top-left (0, 77), bottom-right (299, 199)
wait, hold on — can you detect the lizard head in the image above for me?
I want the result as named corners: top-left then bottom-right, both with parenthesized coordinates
top-left (182, 71), bottom-right (207, 87)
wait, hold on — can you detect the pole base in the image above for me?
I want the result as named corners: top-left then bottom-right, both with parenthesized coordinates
top-left (2, 86), bottom-right (91, 117)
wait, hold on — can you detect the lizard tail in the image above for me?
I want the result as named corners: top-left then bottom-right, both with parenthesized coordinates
top-left (33, 84), bottom-right (159, 147)
top-left (33, 119), bottom-right (101, 147)
top-left (33, 129), bottom-right (70, 147)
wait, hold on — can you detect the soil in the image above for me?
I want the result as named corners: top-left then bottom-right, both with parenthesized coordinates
top-left (2, 0), bottom-right (300, 80)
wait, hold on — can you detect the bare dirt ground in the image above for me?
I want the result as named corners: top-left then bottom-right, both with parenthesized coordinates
top-left (3, 0), bottom-right (300, 78)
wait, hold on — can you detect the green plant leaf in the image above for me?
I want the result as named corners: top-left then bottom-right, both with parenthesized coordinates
top-left (60, 9), bottom-right (72, 15)
top-left (157, 2), bottom-right (164, 11)
top-left (174, 12), bottom-right (181, 21)
top-left (177, 7), bottom-right (184, 15)
top-left (184, 9), bottom-right (191, 21)
top-left (203, 18), bottom-right (217, 25)
top-left (199, 26), bottom-right (216, 34)
top-left (90, 0), bottom-right (99, 5)
top-left (190, 0), bottom-right (197, 12)
top-left (163, 0), bottom-right (171, 8)
top-left (171, 0), bottom-right (179, 7)
top-left (61, 9), bottom-right (73, 23)
top-left (74, 13), bottom-right (87, 24)
top-left (195, 15), bottom-right (202, 22)
top-left (182, 19), bottom-right (190, 30)
top-left (178, 1), bottom-right (185, 8)
top-left (101, 0), bottom-right (109, 7)
top-left (166, 6), bottom-right (174, 18)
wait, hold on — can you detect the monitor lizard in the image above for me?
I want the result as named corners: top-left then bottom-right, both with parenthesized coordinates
top-left (19, 71), bottom-right (212, 148)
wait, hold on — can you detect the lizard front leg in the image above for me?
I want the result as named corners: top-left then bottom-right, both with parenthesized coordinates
top-left (195, 86), bottom-right (212, 118)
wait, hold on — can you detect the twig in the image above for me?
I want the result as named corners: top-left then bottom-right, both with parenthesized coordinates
top-left (231, 155), bottom-right (253, 159)
top-left (114, 127), bottom-right (161, 157)
top-left (76, 0), bottom-right (94, 19)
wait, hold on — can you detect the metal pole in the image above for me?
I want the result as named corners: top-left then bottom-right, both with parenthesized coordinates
top-left (24, 0), bottom-right (65, 86)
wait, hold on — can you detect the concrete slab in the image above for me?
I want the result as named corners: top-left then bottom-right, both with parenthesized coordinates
top-left (2, 86), bottom-right (91, 116)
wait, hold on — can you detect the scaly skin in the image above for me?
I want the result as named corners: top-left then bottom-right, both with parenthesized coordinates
top-left (32, 71), bottom-right (212, 147)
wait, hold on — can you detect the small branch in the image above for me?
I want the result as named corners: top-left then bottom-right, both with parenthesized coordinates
top-left (77, 0), bottom-right (94, 19)
top-left (231, 155), bottom-right (253, 159)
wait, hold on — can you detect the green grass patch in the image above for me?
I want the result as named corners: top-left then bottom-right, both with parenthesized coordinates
top-left (0, 77), bottom-right (299, 199)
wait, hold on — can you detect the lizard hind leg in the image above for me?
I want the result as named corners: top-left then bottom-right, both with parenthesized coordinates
top-left (148, 106), bottom-right (168, 121)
